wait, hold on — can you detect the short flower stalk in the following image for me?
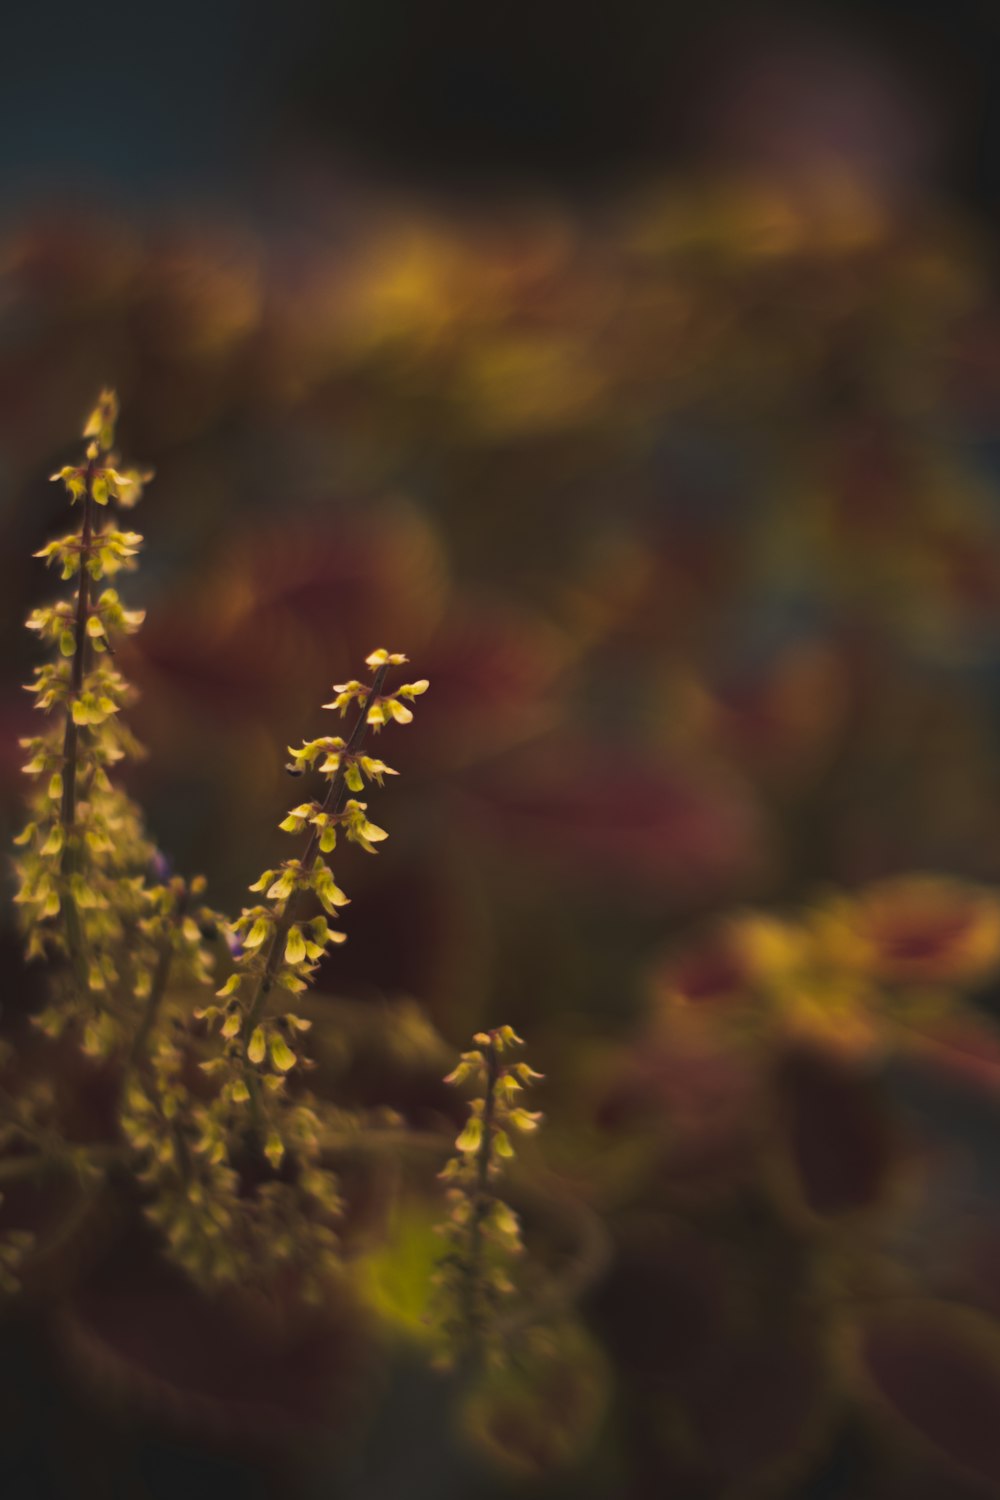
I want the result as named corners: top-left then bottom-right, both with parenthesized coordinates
top-left (435, 1026), bottom-right (543, 1369)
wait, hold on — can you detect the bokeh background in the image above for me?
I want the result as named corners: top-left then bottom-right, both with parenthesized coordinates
top-left (4, 2), bottom-right (1000, 1496)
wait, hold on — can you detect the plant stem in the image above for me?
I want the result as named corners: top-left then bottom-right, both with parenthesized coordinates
top-left (0, 1143), bottom-right (125, 1185)
top-left (461, 1034), bottom-right (498, 1365)
top-left (120, 893), bottom-right (185, 1108)
top-left (319, 1126), bottom-right (451, 1157)
top-left (60, 473), bottom-right (95, 835)
top-left (58, 470), bottom-right (95, 983)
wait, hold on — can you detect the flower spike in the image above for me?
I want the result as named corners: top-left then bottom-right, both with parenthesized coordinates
top-left (434, 1027), bottom-right (543, 1369)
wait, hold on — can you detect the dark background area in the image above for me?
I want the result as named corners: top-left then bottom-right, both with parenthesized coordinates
top-left (2, 1), bottom-right (998, 218)
top-left (5, 4), bottom-right (1000, 1498)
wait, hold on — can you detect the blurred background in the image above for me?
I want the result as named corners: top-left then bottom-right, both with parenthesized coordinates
top-left (4, 1), bottom-right (1000, 1496)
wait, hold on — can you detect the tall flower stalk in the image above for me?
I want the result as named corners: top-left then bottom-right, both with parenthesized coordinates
top-left (181, 649), bottom-right (429, 1291)
top-left (14, 390), bottom-right (214, 1057)
top-left (204, 650), bottom-right (428, 1146)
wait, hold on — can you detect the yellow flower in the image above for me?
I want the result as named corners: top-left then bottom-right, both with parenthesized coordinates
top-left (82, 388), bottom-right (119, 452)
top-left (365, 648), bottom-right (409, 668)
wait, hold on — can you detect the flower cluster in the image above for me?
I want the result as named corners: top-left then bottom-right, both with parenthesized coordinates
top-left (15, 398), bottom-right (432, 1300)
top-left (435, 1027), bottom-right (543, 1368)
top-left (13, 391), bottom-right (217, 1056)
top-left (120, 1019), bottom-right (342, 1297)
top-left (205, 647), bottom-right (426, 1087)
top-left (174, 646), bottom-right (429, 1285)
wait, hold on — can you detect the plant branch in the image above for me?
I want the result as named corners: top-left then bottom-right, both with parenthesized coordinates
top-left (460, 1035), bottom-right (498, 1364)
top-left (0, 1142), bottom-right (126, 1185)
top-left (122, 888), bottom-right (188, 1098)
top-left (59, 472), bottom-right (95, 836)
top-left (243, 661), bottom-right (390, 1037)
top-left (58, 468), bottom-right (95, 983)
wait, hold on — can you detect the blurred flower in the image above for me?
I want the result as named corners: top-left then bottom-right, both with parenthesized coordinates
top-left (652, 877), bottom-right (1000, 1063)
top-left (463, 735), bottom-right (764, 892)
top-left (819, 876), bottom-right (1000, 987)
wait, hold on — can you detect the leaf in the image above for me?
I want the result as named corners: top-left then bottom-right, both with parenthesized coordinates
top-left (58, 1239), bottom-right (376, 1440)
top-left (897, 1010), bottom-right (1000, 1096)
top-left (357, 1206), bottom-right (440, 1340)
top-left (849, 1300), bottom-right (1000, 1490)
top-left (464, 734), bottom-right (761, 890)
top-left (687, 1337), bottom-right (832, 1495)
top-left (773, 1046), bottom-right (894, 1216)
top-left (461, 1321), bottom-right (607, 1476)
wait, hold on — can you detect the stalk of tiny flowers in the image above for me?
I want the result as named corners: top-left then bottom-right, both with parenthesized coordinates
top-left (56, 454), bottom-right (98, 981)
top-left (461, 1033), bottom-right (500, 1363)
top-left (120, 880), bottom-right (189, 1099)
top-left (438, 1027), bottom-right (543, 1369)
top-left (239, 661), bottom-right (391, 1124)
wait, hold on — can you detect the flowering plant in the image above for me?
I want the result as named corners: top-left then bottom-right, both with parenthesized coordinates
top-left (1, 391), bottom-right (604, 1476)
